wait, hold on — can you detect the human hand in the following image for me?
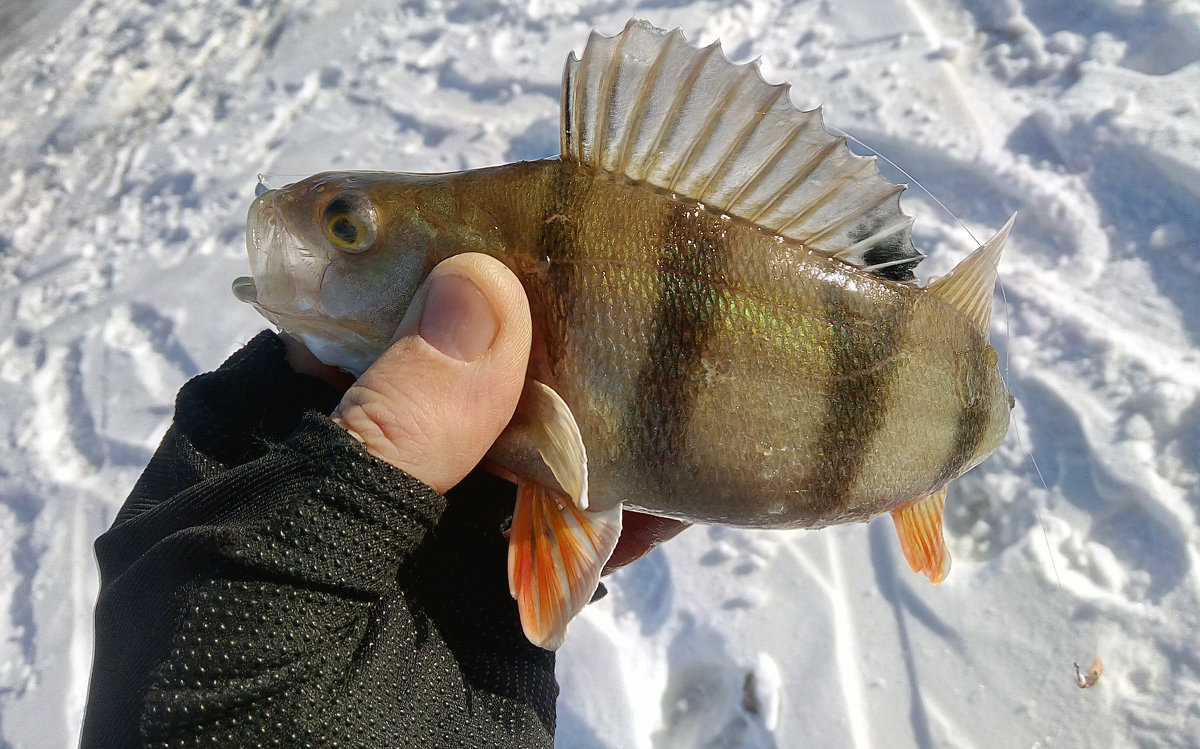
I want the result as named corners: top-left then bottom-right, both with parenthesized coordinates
top-left (282, 252), bottom-right (686, 572)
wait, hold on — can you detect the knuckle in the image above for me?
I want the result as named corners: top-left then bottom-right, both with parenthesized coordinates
top-left (336, 383), bottom-right (442, 469)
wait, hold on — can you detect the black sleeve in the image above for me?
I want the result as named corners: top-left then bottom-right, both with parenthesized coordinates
top-left (80, 331), bottom-right (557, 748)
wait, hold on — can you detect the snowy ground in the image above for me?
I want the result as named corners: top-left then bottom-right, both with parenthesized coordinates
top-left (2, 0), bottom-right (1199, 746)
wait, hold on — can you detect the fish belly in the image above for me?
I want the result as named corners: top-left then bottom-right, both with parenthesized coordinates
top-left (529, 169), bottom-right (972, 529)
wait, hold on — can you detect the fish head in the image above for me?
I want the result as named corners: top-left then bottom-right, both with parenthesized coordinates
top-left (234, 171), bottom-right (445, 375)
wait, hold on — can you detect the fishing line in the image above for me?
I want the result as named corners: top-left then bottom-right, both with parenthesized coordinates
top-left (827, 128), bottom-right (1064, 579)
top-left (255, 173), bottom-right (312, 194)
top-left (990, 221), bottom-right (1077, 722)
top-left (995, 278), bottom-right (1062, 592)
top-left (829, 126), bottom-right (1084, 700)
top-left (1012, 407), bottom-right (1063, 585)
top-left (825, 126), bottom-right (981, 246)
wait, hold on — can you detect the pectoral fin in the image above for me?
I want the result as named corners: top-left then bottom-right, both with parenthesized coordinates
top-left (890, 486), bottom-right (951, 584)
top-left (508, 481), bottom-right (622, 650)
top-left (511, 378), bottom-right (589, 510)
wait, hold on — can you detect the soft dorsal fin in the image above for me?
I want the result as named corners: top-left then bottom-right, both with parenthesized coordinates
top-left (561, 19), bottom-right (924, 282)
top-left (928, 213), bottom-right (1016, 330)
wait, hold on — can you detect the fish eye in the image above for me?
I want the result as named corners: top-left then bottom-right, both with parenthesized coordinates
top-left (322, 192), bottom-right (377, 253)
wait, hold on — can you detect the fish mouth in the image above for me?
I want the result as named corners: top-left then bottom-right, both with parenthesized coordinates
top-left (233, 190), bottom-right (275, 307)
top-left (236, 186), bottom-right (333, 334)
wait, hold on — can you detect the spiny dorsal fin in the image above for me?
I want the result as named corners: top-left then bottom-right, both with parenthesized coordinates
top-left (562, 19), bottom-right (923, 283)
top-left (928, 213), bottom-right (1016, 330)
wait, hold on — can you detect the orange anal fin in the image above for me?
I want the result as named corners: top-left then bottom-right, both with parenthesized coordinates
top-left (507, 480), bottom-right (622, 650)
top-left (890, 486), bottom-right (951, 584)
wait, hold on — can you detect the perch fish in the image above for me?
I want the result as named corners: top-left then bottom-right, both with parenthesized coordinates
top-left (233, 19), bottom-right (1015, 649)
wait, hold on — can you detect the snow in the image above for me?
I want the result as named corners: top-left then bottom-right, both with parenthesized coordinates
top-left (2, 0), bottom-right (1198, 746)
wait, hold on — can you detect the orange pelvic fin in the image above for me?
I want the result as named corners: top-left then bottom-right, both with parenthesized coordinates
top-left (507, 480), bottom-right (622, 650)
top-left (890, 486), bottom-right (951, 584)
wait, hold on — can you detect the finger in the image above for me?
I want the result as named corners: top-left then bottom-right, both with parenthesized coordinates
top-left (602, 511), bottom-right (691, 574)
top-left (331, 253), bottom-right (532, 494)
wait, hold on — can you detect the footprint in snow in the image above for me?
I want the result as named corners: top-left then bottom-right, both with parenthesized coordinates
top-left (655, 630), bottom-right (780, 749)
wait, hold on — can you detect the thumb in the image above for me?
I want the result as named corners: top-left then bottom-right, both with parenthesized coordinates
top-left (331, 253), bottom-right (531, 494)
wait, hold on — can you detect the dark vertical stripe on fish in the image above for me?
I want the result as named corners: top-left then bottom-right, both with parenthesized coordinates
top-left (537, 163), bottom-right (578, 374)
top-left (934, 334), bottom-right (992, 485)
top-left (628, 205), bottom-right (729, 471)
top-left (810, 287), bottom-right (908, 516)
